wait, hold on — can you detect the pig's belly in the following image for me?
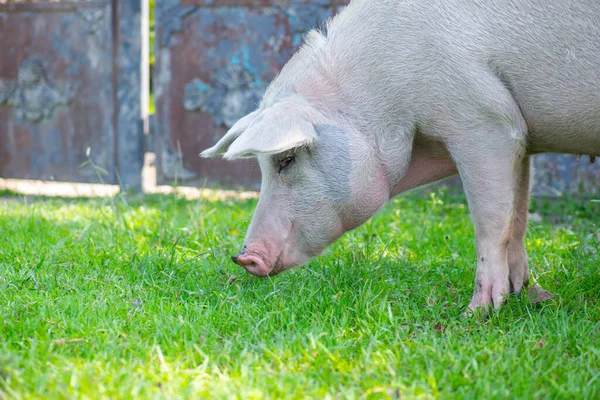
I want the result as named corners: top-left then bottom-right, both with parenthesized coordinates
top-left (501, 74), bottom-right (600, 156)
top-left (523, 106), bottom-right (600, 156)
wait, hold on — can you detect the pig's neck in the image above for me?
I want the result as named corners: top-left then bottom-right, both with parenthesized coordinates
top-left (295, 78), bottom-right (457, 200)
top-left (386, 134), bottom-right (459, 198)
top-left (268, 29), bottom-right (458, 198)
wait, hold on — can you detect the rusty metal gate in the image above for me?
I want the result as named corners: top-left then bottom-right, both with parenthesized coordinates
top-left (153, 0), bottom-right (349, 189)
top-left (0, 0), bottom-right (143, 189)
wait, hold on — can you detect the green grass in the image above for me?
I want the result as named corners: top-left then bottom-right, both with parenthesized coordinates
top-left (1, 188), bottom-right (599, 399)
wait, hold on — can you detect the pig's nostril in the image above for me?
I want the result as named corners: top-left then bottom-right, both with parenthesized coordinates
top-left (231, 254), bottom-right (242, 265)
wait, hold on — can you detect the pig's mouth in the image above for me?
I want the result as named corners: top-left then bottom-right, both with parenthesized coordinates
top-left (231, 251), bottom-right (284, 277)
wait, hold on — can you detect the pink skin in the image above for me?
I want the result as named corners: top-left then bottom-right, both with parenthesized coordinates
top-left (230, 71), bottom-right (458, 277)
top-left (231, 135), bottom-right (458, 277)
top-left (391, 137), bottom-right (458, 195)
top-left (232, 253), bottom-right (271, 277)
top-left (233, 206), bottom-right (346, 277)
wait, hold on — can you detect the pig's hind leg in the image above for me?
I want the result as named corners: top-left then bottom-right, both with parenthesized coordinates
top-left (507, 156), bottom-right (555, 303)
top-left (506, 156), bottom-right (532, 294)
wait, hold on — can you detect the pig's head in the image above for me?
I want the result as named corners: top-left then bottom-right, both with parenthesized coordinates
top-left (201, 96), bottom-right (391, 277)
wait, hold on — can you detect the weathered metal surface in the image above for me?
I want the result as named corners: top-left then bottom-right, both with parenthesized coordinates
top-left (0, 57), bottom-right (76, 122)
top-left (154, 0), bottom-right (349, 189)
top-left (0, 0), bottom-right (142, 188)
top-left (114, 0), bottom-right (144, 190)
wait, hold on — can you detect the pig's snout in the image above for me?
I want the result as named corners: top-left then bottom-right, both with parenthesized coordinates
top-left (231, 253), bottom-right (273, 277)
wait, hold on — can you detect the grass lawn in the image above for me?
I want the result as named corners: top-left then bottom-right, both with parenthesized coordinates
top-left (1, 187), bottom-right (599, 399)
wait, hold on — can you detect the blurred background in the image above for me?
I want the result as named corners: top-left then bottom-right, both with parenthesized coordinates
top-left (0, 0), bottom-right (598, 196)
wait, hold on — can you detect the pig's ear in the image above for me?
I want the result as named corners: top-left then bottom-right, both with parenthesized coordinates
top-left (223, 105), bottom-right (317, 160)
top-left (200, 111), bottom-right (260, 158)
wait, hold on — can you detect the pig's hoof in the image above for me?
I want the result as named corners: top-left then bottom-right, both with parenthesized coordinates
top-left (528, 284), bottom-right (555, 304)
top-left (462, 306), bottom-right (488, 318)
top-left (467, 278), bottom-right (510, 314)
top-left (509, 266), bottom-right (527, 295)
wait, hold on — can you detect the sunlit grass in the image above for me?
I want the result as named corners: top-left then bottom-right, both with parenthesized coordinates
top-left (0, 188), bottom-right (599, 398)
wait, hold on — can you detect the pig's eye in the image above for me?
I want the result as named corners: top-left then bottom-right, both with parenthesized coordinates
top-left (278, 156), bottom-right (295, 173)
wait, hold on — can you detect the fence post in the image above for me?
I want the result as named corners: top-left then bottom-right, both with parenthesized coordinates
top-left (115, 0), bottom-right (144, 192)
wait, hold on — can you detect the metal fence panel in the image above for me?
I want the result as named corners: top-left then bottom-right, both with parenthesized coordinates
top-left (0, 0), bottom-right (142, 188)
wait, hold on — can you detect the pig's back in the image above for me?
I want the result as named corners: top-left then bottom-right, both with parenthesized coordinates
top-left (459, 0), bottom-right (600, 153)
top-left (332, 0), bottom-right (600, 154)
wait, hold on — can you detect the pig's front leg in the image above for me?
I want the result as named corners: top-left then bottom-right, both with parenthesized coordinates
top-left (447, 129), bottom-right (526, 311)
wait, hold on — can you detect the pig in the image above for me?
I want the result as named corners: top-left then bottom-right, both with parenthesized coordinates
top-left (201, 0), bottom-right (600, 312)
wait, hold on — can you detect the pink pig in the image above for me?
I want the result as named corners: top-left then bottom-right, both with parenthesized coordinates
top-left (202, 0), bottom-right (600, 312)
